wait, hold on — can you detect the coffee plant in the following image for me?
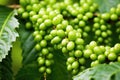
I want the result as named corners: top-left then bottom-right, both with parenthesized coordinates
top-left (1, 0), bottom-right (120, 80)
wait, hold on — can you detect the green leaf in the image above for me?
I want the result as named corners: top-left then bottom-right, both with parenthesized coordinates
top-left (73, 62), bottom-right (120, 80)
top-left (94, 0), bottom-right (120, 13)
top-left (15, 62), bottom-right (43, 80)
top-left (0, 6), bottom-right (19, 61)
top-left (0, 53), bottom-right (13, 80)
top-left (47, 50), bottom-right (72, 80)
top-left (18, 21), bottom-right (37, 65)
top-left (15, 21), bottom-right (43, 80)
top-left (11, 40), bottom-right (22, 75)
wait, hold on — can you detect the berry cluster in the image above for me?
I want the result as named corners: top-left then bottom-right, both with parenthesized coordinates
top-left (85, 41), bottom-right (120, 67)
top-left (18, 0), bottom-right (120, 75)
top-left (92, 4), bottom-right (120, 45)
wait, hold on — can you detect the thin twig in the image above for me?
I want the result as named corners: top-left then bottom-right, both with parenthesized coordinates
top-left (44, 72), bottom-right (47, 80)
top-left (7, 4), bottom-right (20, 9)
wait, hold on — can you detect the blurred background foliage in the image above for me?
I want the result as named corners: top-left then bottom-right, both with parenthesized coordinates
top-left (0, 0), bottom-right (19, 5)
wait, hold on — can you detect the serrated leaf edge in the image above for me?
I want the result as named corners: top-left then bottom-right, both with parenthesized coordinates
top-left (0, 10), bottom-right (19, 62)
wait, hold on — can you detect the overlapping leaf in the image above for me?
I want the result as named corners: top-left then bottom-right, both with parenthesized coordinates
top-left (73, 62), bottom-right (120, 80)
top-left (15, 62), bottom-right (42, 80)
top-left (0, 6), bottom-right (19, 61)
top-left (0, 53), bottom-right (13, 80)
top-left (47, 50), bottom-right (72, 80)
top-left (17, 21), bottom-right (37, 65)
top-left (15, 21), bottom-right (42, 80)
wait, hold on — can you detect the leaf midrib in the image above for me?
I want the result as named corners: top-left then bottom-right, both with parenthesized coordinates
top-left (0, 11), bottom-right (13, 38)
